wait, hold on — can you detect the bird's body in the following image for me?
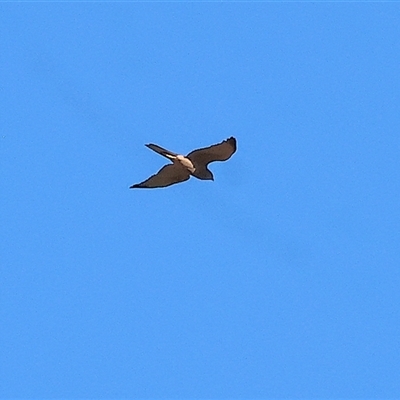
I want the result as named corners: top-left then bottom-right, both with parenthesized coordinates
top-left (130, 137), bottom-right (237, 189)
top-left (170, 154), bottom-right (196, 173)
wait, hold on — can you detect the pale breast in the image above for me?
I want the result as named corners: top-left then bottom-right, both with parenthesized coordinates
top-left (176, 155), bottom-right (195, 173)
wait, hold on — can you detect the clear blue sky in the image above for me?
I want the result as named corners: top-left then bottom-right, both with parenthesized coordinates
top-left (1, 3), bottom-right (399, 399)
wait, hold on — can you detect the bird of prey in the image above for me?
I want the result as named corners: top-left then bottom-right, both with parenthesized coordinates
top-left (130, 137), bottom-right (237, 189)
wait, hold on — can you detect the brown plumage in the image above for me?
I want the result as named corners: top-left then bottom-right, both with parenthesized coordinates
top-left (130, 137), bottom-right (237, 189)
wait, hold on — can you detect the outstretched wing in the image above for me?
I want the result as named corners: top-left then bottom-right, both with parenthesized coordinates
top-left (145, 143), bottom-right (178, 160)
top-left (130, 164), bottom-right (190, 189)
top-left (187, 137), bottom-right (237, 167)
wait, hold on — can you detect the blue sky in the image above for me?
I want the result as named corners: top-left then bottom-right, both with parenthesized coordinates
top-left (1, 3), bottom-right (400, 399)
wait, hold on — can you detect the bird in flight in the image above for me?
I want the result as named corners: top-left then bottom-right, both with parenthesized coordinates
top-left (130, 137), bottom-right (237, 189)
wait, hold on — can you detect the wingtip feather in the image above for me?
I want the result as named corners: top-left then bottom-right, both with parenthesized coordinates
top-left (227, 136), bottom-right (237, 151)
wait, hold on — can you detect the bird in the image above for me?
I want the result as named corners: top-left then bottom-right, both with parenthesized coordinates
top-left (130, 137), bottom-right (237, 189)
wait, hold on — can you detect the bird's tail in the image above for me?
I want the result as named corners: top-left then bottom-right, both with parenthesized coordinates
top-left (145, 143), bottom-right (178, 159)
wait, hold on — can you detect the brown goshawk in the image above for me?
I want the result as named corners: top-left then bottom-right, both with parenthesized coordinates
top-left (130, 137), bottom-right (237, 189)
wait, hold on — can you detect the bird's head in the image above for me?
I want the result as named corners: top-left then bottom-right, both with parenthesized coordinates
top-left (203, 170), bottom-right (214, 181)
top-left (193, 168), bottom-right (214, 181)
